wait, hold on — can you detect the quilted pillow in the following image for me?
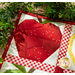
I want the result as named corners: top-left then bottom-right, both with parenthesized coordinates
top-left (0, 11), bottom-right (75, 73)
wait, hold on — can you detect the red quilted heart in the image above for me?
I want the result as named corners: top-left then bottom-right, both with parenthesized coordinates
top-left (14, 19), bottom-right (62, 62)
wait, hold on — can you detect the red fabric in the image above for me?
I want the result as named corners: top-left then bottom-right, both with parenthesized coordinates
top-left (14, 19), bottom-right (62, 62)
top-left (54, 66), bottom-right (64, 73)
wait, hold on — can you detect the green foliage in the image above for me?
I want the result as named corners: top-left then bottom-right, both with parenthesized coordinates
top-left (0, 2), bottom-right (75, 48)
top-left (0, 17), bottom-right (15, 48)
top-left (2, 2), bottom-right (33, 19)
top-left (33, 2), bottom-right (75, 22)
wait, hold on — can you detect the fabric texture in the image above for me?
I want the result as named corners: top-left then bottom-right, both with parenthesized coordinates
top-left (54, 66), bottom-right (63, 73)
top-left (14, 19), bottom-right (62, 62)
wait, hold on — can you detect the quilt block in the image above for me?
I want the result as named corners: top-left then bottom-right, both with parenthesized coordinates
top-left (0, 10), bottom-right (75, 73)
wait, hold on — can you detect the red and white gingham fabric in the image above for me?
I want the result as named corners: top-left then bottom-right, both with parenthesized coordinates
top-left (64, 69), bottom-right (75, 73)
top-left (56, 24), bottom-right (73, 66)
top-left (4, 54), bottom-right (55, 73)
top-left (56, 24), bottom-right (75, 73)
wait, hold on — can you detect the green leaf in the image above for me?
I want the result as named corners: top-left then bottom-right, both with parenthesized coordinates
top-left (13, 64), bottom-right (27, 73)
top-left (28, 7), bottom-right (33, 13)
top-left (0, 58), bottom-right (3, 64)
top-left (0, 26), bottom-right (3, 30)
top-left (59, 13), bottom-right (63, 18)
top-left (4, 70), bottom-right (23, 73)
top-left (2, 2), bottom-right (6, 5)
top-left (42, 20), bottom-right (51, 24)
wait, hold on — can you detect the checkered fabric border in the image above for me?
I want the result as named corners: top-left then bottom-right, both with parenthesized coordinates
top-left (4, 54), bottom-right (55, 73)
top-left (56, 24), bottom-right (75, 73)
top-left (56, 24), bottom-right (73, 66)
top-left (63, 69), bottom-right (75, 73)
